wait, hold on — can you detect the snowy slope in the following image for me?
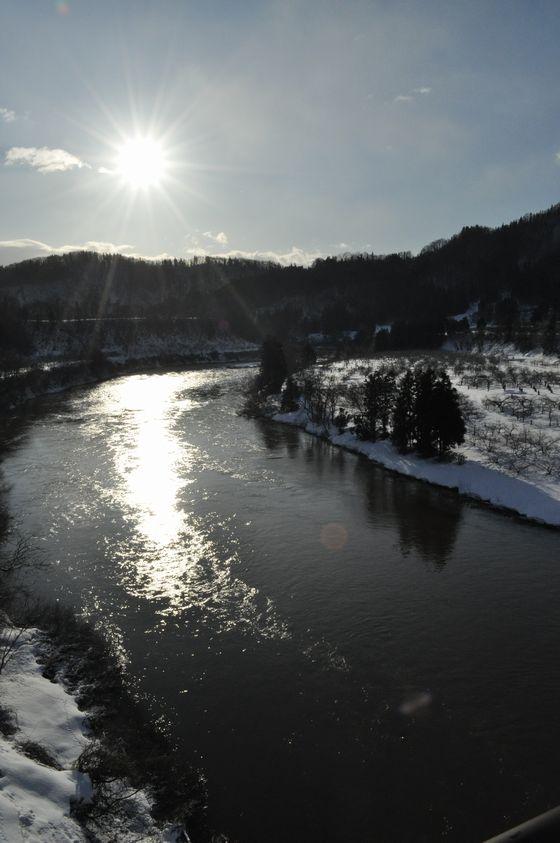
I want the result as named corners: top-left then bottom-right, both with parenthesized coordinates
top-left (0, 629), bottom-right (90, 842)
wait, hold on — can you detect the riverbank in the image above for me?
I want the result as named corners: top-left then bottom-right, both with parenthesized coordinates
top-left (0, 348), bottom-right (257, 412)
top-left (0, 627), bottom-right (94, 842)
top-left (272, 407), bottom-right (560, 528)
top-left (0, 605), bottom-right (210, 842)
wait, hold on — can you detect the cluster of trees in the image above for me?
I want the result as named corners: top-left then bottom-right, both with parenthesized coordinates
top-left (257, 341), bottom-right (467, 459)
top-left (258, 344), bottom-right (560, 477)
top-left (349, 367), bottom-right (465, 457)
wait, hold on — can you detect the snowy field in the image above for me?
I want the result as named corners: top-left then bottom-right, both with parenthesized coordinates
top-left (273, 348), bottom-right (560, 528)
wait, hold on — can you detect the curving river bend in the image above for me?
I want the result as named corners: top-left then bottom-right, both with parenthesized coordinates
top-left (2, 367), bottom-right (560, 842)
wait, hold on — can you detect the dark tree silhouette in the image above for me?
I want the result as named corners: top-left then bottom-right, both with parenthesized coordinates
top-left (414, 368), bottom-right (439, 455)
top-left (431, 371), bottom-right (466, 457)
top-left (354, 370), bottom-right (396, 441)
top-left (391, 370), bottom-right (416, 453)
top-left (257, 337), bottom-right (288, 395)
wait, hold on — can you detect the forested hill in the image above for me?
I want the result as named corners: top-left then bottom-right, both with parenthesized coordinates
top-left (2, 202), bottom-right (560, 344)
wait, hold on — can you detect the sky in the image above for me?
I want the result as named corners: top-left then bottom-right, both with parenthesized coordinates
top-left (1, 0), bottom-right (560, 266)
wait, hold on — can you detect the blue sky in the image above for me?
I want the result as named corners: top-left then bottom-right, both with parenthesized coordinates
top-left (1, 0), bottom-right (559, 265)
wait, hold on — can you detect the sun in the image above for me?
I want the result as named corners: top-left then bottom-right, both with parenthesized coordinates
top-left (115, 136), bottom-right (167, 189)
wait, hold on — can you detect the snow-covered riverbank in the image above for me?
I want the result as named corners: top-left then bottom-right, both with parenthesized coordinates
top-left (0, 629), bottom-right (184, 842)
top-left (0, 629), bottom-right (92, 841)
top-left (1, 347), bottom-right (258, 412)
top-left (272, 408), bottom-right (560, 528)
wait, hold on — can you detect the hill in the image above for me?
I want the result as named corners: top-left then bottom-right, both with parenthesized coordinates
top-left (2, 202), bottom-right (560, 354)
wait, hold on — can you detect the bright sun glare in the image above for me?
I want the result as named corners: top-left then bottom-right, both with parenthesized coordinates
top-left (116, 136), bottom-right (167, 189)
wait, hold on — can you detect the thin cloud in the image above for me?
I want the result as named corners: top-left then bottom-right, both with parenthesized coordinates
top-left (4, 146), bottom-right (90, 173)
top-left (0, 107), bottom-right (16, 123)
top-left (394, 86), bottom-right (432, 103)
top-left (187, 230), bottom-right (229, 247)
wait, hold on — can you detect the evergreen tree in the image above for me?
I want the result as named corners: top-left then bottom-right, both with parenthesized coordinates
top-left (257, 336), bottom-right (288, 395)
top-left (431, 371), bottom-right (466, 457)
top-left (414, 368), bottom-right (438, 455)
top-left (354, 369), bottom-right (396, 441)
top-left (391, 370), bottom-right (416, 453)
top-left (378, 370), bottom-right (396, 437)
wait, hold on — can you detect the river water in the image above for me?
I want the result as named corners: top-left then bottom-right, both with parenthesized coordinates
top-left (2, 367), bottom-right (560, 842)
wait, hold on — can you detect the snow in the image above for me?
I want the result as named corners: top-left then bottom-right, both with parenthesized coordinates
top-left (0, 630), bottom-right (182, 842)
top-left (272, 406), bottom-right (560, 528)
top-left (0, 629), bottom-right (89, 842)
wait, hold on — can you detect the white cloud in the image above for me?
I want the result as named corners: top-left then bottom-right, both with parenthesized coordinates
top-left (0, 107), bottom-right (16, 123)
top-left (0, 238), bottom-right (133, 254)
top-left (202, 230), bottom-right (229, 245)
top-left (4, 146), bottom-right (90, 173)
top-left (394, 94), bottom-right (413, 103)
top-left (0, 237), bottom-right (367, 268)
top-left (0, 239), bottom-right (134, 264)
top-left (0, 238), bottom-right (180, 265)
top-left (185, 243), bottom-right (323, 267)
top-left (185, 229), bottom-right (322, 265)
top-left (413, 87), bottom-right (432, 95)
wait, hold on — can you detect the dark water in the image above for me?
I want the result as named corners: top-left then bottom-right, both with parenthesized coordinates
top-left (2, 368), bottom-right (560, 842)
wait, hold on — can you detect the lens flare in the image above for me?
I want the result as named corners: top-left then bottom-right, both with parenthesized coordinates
top-left (320, 522), bottom-right (348, 551)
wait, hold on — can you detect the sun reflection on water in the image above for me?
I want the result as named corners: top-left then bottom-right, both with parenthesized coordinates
top-left (99, 372), bottom-right (289, 638)
top-left (110, 375), bottom-right (192, 546)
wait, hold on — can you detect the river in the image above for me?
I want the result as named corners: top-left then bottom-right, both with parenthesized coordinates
top-left (2, 367), bottom-right (560, 842)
